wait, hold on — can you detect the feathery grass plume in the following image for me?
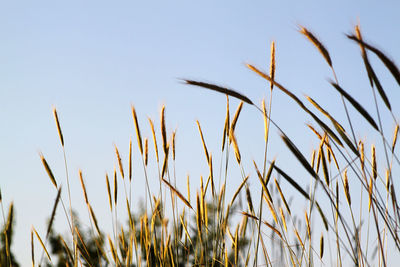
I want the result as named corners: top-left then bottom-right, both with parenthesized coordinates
top-left (162, 178), bottom-right (192, 210)
top-left (359, 141), bottom-right (365, 171)
top-left (184, 80), bottom-right (254, 105)
top-left (196, 120), bottom-right (210, 163)
top-left (33, 227), bottom-right (52, 263)
top-left (52, 107), bottom-right (64, 147)
top-left (230, 128), bottom-right (241, 164)
top-left (347, 33), bottom-right (400, 86)
top-left (343, 168), bottom-right (351, 206)
top-left (230, 175), bottom-right (249, 206)
top-left (186, 175), bottom-right (191, 203)
top-left (171, 131), bottom-right (176, 161)
top-left (279, 208), bottom-right (287, 232)
top-left (320, 234), bottom-right (324, 259)
top-left (230, 101), bottom-right (244, 137)
top-left (79, 170), bottom-right (89, 205)
top-left (160, 105), bottom-right (168, 155)
top-left (46, 187), bottom-right (62, 238)
top-left (269, 41), bottom-right (276, 91)
top-left (330, 82), bottom-right (379, 131)
top-left (31, 229), bottom-right (35, 266)
top-left (392, 124), bottom-right (399, 153)
top-left (274, 178), bottom-right (291, 215)
top-left (371, 144), bottom-right (377, 179)
top-left (106, 174), bottom-right (112, 211)
top-left (148, 118), bottom-right (159, 163)
top-left (39, 152), bottom-right (58, 188)
top-left (262, 99), bottom-right (269, 141)
top-left (115, 145), bottom-right (124, 179)
top-left (299, 26), bottom-right (332, 67)
top-left (385, 169), bottom-right (390, 191)
top-left (222, 95), bottom-right (230, 151)
top-left (132, 105), bottom-right (143, 155)
top-left (144, 137), bottom-right (148, 166)
top-left (113, 167), bottom-right (118, 205)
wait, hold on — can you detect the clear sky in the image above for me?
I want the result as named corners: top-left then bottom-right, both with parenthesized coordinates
top-left (1, 1), bottom-right (399, 266)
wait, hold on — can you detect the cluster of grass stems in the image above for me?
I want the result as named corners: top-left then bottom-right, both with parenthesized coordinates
top-left (1, 24), bottom-right (400, 266)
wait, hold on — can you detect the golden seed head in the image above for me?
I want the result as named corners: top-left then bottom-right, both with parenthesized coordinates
top-left (371, 144), bottom-right (377, 179)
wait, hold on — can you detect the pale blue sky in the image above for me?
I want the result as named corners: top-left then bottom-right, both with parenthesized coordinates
top-left (1, 1), bottom-right (399, 265)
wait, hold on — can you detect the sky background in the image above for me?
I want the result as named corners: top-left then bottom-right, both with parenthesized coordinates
top-left (1, 1), bottom-right (400, 266)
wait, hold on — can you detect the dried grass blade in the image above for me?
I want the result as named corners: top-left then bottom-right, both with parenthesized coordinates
top-left (184, 80), bottom-right (254, 105)
top-left (273, 164), bottom-right (310, 200)
top-left (39, 152), bottom-right (58, 188)
top-left (230, 175), bottom-right (249, 206)
top-left (392, 125), bottom-right (399, 153)
top-left (315, 202), bottom-right (329, 231)
top-left (281, 133), bottom-right (318, 179)
top-left (46, 187), bottom-right (62, 238)
top-left (300, 26), bottom-right (332, 67)
top-left (222, 95), bottom-right (230, 151)
top-left (196, 120), bottom-right (210, 163)
top-left (247, 64), bottom-right (344, 147)
top-left (330, 82), bottom-right (379, 131)
top-left (33, 227), bottom-right (52, 263)
top-left (132, 105), bottom-right (143, 155)
top-left (254, 160), bottom-right (273, 203)
top-left (230, 101), bottom-right (244, 135)
top-left (274, 178), bottom-right (291, 215)
top-left (347, 34), bottom-right (400, 86)
top-left (162, 178), bottom-right (192, 210)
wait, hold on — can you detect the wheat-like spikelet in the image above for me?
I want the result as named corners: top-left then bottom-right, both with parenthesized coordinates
top-left (304, 211), bottom-right (311, 240)
top-left (161, 146), bottom-right (169, 178)
top-left (269, 41), bottom-right (276, 91)
top-left (294, 228), bottom-right (304, 250)
top-left (229, 129), bottom-right (241, 164)
top-left (371, 144), bottom-right (377, 179)
top-left (222, 95), bottom-right (230, 151)
top-left (279, 207), bottom-right (287, 232)
top-left (78, 170), bottom-right (89, 205)
top-left (343, 168), bottom-right (351, 206)
top-left (148, 118), bottom-right (159, 163)
top-left (392, 124), bottom-right (399, 153)
top-left (320, 234), bottom-right (324, 259)
top-left (113, 167), bottom-right (118, 205)
top-left (52, 107), bottom-right (64, 147)
top-left (105, 173), bottom-right (112, 211)
top-left (245, 187), bottom-right (254, 214)
top-left (274, 178), bottom-right (291, 215)
top-left (39, 152), bottom-right (58, 188)
top-left (132, 105), bottom-right (143, 155)
top-left (162, 178), bottom-right (192, 210)
top-left (171, 130), bottom-right (176, 161)
top-left (299, 26), bottom-right (332, 67)
top-left (160, 105), bottom-right (168, 155)
top-left (115, 145), bottom-right (124, 179)
top-left (196, 120), bottom-right (210, 163)
top-left (310, 150), bottom-right (316, 169)
top-left (368, 177), bottom-right (373, 212)
top-left (266, 198), bottom-right (278, 225)
top-left (230, 101), bottom-right (243, 138)
top-left (88, 204), bottom-right (101, 235)
top-left (359, 141), bottom-right (365, 172)
top-left (144, 137), bottom-right (148, 166)
top-left (33, 227), bottom-right (52, 263)
top-left (385, 169), bottom-right (390, 191)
